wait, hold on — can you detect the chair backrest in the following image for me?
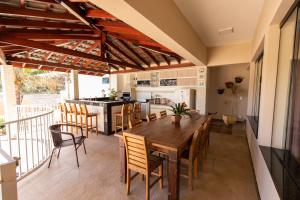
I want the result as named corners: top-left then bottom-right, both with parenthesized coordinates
top-left (65, 103), bottom-right (71, 113)
top-left (70, 103), bottom-right (79, 114)
top-left (147, 113), bottom-right (157, 122)
top-left (134, 103), bottom-right (141, 112)
top-left (121, 104), bottom-right (131, 116)
top-left (128, 115), bottom-right (143, 129)
top-left (189, 127), bottom-right (203, 162)
top-left (160, 110), bottom-right (167, 118)
top-left (79, 104), bottom-right (88, 115)
top-left (49, 124), bottom-right (63, 147)
top-left (60, 103), bottom-right (67, 113)
top-left (123, 132), bottom-right (149, 174)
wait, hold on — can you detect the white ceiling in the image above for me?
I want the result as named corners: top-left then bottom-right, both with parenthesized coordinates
top-left (174, 0), bottom-right (264, 47)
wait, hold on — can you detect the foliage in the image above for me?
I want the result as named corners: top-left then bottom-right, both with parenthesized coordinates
top-left (169, 102), bottom-right (190, 116)
top-left (13, 68), bottom-right (66, 104)
top-left (108, 89), bottom-right (118, 100)
top-left (0, 117), bottom-right (5, 130)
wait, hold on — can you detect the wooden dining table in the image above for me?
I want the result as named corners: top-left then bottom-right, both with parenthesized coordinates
top-left (115, 113), bottom-right (208, 200)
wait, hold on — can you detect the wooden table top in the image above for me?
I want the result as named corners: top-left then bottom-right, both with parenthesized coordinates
top-left (116, 113), bottom-right (207, 152)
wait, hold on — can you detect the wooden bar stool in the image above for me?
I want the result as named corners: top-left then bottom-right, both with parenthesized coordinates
top-left (79, 104), bottom-right (98, 137)
top-left (59, 103), bottom-right (68, 124)
top-left (115, 104), bottom-right (131, 133)
top-left (133, 102), bottom-right (142, 120)
top-left (69, 103), bottom-right (81, 134)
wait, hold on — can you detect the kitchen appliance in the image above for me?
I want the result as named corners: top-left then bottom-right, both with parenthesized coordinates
top-left (122, 92), bottom-right (131, 101)
top-left (175, 89), bottom-right (196, 109)
top-left (141, 102), bottom-right (150, 120)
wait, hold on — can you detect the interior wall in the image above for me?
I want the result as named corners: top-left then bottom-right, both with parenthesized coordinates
top-left (207, 64), bottom-right (249, 120)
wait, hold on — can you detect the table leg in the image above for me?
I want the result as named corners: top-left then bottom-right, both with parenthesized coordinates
top-left (168, 151), bottom-right (180, 200)
top-left (119, 137), bottom-right (127, 183)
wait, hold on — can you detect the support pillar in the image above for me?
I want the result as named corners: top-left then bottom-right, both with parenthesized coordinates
top-left (1, 65), bottom-right (17, 121)
top-left (69, 70), bottom-right (79, 100)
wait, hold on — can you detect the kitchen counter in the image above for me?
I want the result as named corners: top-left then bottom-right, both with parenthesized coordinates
top-left (66, 99), bottom-right (135, 135)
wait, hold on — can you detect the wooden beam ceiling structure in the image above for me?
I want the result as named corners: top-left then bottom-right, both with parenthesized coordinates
top-left (0, 0), bottom-right (189, 76)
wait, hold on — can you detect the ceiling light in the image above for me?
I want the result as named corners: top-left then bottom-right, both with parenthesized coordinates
top-left (218, 27), bottom-right (234, 35)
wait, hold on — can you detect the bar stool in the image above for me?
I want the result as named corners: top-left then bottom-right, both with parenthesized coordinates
top-left (69, 103), bottom-right (81, 134)
top-left (133, 102), bottom-right (142, 120)
top-left (79, 104), bottom-right (98, 137)
top-left (115, 103), bottom-right (131, 133)
top-left (59, 103), bottom-right (68, 124)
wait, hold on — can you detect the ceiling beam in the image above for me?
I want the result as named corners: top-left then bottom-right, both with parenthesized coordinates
top-left (0, 35), bottom-right (143, 69)
top-left (97, 20), bottom-right (130, 28)
top-left (110, 62), bottom-right (194, 74)
top-left (0, 5), bottom-right (79, 22)
top-left (118, 39), bottom-right (150, 67)
top-left (106, 50), bottom-right (126, 69)
top-left (140, 48), bottom-right (160, 66)
top-left (139, 44), bottom-right (181, 60)
top-left (105, 40), bottom-right (144, 69)
top-left (1, 28), bottom-right (96, 36)
top-left (103, 26), bottom-right (144, 37)
top-left (56, 0), bottom-right (101, 32)
top-left (7, 56), bottom-right (109, 74)
top-left (86, 9), bottom-right (116, 20)
top-left (0, 18), bottom-right (91, 30)
top-left (3, 33), bottom-right (100, 41)
top-left (161, 54), bottom-right (170, 65)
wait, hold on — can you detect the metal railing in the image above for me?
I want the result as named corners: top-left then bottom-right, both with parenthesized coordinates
top-left (0, 105), bottom-right (58, 180)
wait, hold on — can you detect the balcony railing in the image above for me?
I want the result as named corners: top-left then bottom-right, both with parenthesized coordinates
top-left (0, 105), bottom-right (58, 180)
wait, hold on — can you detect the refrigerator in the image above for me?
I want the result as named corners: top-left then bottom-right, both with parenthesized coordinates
top-left (175, 89), bottom-right (196, 109)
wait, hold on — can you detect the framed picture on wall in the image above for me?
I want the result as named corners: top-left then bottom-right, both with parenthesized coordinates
top-left (199, 80), bottom-right (205, 88)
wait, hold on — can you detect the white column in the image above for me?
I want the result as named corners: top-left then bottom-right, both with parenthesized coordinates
top-left (247, 62), bottom-right (256, 115)
top-left (1, 65), bottom-right (17, 121)
top-left (258, 25), bottom-right (280, 146)
top-left (69, 70), bottom-right (79, 99)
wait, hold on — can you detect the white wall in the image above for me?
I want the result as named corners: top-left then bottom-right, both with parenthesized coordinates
top-left (207, 64), bottom-right (249, 120)
top-left (78, 74), bottom-right (109, 98)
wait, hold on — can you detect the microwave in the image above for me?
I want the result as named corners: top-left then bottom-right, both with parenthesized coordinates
top-left (122, 92), bottom-right (131, 101)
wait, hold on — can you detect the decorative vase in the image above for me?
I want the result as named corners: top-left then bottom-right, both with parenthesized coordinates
top-left (222, 115), bottom-right (237, 126)
top-left (235, 76), bottom-right (244, 83)
top-left (217, 88), bottom-right (225, 94)
top-left (171, 115), bottom-right (182, 124)
top-left (225, 81), bottom-right (234, 89)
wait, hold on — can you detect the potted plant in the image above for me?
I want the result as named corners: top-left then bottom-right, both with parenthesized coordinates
top-left (0, 117), bottom-right (6, 136)
top-left (169, 102), bottom-right (190, 124)
top-left (108, 89), bottom-right (118, 101)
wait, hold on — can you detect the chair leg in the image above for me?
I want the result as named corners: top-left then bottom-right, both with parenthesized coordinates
top-left (75, 147), bottom-right (79, 167)
top-left (95, 116), bottom-right (98, 135)
top-left (126, 169), bottom-right (131, 195)
top-left (48, 149), bottom-right (55, 168)
top-left (57, 147), bottom-right (61, 158)
top-left (194, 158), bottom-right (199, 178)
top-left (83, 141), bottom-right (87, 154)
top-left (90, 116), bottom-right (93, 134)
top-left (85, 116), bottom-right (88, 138)
top-left (146, 172), bottom-right (150, 200)
top-left (188, 162), bottom-right (194, 190)
top-left (159, 164), bottom-right (163, 189)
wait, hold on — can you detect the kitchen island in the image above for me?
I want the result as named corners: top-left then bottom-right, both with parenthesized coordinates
top-left (66, 98), bottom-right (135, 135)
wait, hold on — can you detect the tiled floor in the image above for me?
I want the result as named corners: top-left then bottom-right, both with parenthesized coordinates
top-left (18, 122), bottom-right (258, 200)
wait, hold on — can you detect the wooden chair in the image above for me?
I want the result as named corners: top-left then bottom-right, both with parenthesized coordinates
top-left (146, 113), bottom-right (157, 122)
top-left (79, 104), bottom-right (98, 137)
top-left (123, 132), bottom-right (163, 200)
top-left (159, 110), bottom-right (167, 118)
top-left (69, 103), bottom-right (81, 134)
top-left (180, 128), bottom-right (203, 190)
top-left (115, 104), bottom-right (131, 133)
top-left (198, 122), bottom-right (209, 169)
top-left (48, 124), bottom-right (87, 168)
top-left (133, 102), bottom-right (142, 120)
top-left (59, 103), bottom-right (68, 124)
top-left (128, 115), bottom-right (143, 129)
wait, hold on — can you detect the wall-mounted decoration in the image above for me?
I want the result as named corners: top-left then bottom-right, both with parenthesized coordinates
top-left (150, 72), bottom-right (159, 87)
top-left (160, 79), bottom-right (177, 86)
top-left (199, 67), bottom-right (205, 73)
top-left (199, 80), bottom-right (205, 88)
top-left (102, 77), bottom-right (109, 84)
top-left (137, 80), bottom-right (151, 87)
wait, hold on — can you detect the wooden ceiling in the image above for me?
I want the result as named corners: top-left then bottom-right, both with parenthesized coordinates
top-left (0, 0), bottom-right (193, 76)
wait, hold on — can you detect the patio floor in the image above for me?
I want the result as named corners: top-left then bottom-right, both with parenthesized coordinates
top-left (18, 125), bottom-right (259, 200)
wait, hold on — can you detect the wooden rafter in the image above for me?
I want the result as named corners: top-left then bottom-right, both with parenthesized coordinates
top-left (56, 0), bottom-right (101, 32)
top-left (86, 9), bottom-right (116, 20)
top-left (161, 54), bottom-right (170, 65)
top-left (0, 18), bottom-right (90, 30)
top-left (1, 29), bottom-right (96, 36)
top-left (106, 50), bottom-right (126, 69)
top-left (111, 62), bottom-right (194, 74)
top-left (7, 57), bottom-right (109, 74)
top-left (139, 44), bottom-right (181, 62)
top-left (0, 35), bottom-right (142, 70)
top-left (118, 39), bottom-right (150, 67)
top-left (0, 5), bottom-right (78, 21)
top-left (72, 40), bottom-right (100, 65)
top-left (3, 32), bottom-right (100, 41)
top-left (59, 40), bottom-right (83, 63)
top-left (140, 48), bottom-right (160, 66)
top-left (106, 40), bottom-right (143, 68)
